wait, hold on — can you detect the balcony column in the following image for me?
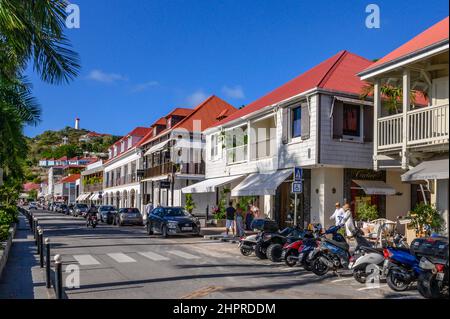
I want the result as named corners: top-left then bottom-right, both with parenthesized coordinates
top-left (373, 79), bottom-right (381, 171)
top-left (402, 68), bottom-right (411, 170)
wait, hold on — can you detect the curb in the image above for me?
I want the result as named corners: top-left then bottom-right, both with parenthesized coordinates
top-left (0, 223), bottom-right (17, 281)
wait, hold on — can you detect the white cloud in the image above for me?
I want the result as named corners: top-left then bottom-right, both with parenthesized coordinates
top-left (186, 90), bottom-right (209, 106)
top-left (222, 85), bottom-right (245, 99)
top-left (87, 69), bottom-right (127, 83)
top-left (132, 81), bottom-right (160, 92)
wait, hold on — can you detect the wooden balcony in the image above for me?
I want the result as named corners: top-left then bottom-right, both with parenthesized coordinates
top-left (144, 162), bottom-right (205, 179)
top-left (377, 103), bottom-right (449, 153)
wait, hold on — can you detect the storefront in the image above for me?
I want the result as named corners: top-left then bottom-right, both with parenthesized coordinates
top-left (343, 168), bottom-right (396, 219)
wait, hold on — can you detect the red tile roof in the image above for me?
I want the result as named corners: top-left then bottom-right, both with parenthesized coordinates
top-left (60, 174), bottom-right (81, 183)
top-left (363, 16), bottom-right (449, 74)
top-left (215, 51), bottom-right (372, 126)
top-left (138, 96), bottom-right (237, 147)
top-left (152, 117), bottom-right (166, 127)
top-left (57, 156), bottom-right (68, 161)
top-left (23, 183), bottom-right (40, 192)
top-left (165, 108), bottom-right (192, 119)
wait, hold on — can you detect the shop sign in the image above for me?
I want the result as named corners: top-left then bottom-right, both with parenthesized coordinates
top-left (160, 181), bottom-right (171, 189)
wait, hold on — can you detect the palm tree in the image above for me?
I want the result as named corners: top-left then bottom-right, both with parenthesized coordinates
top-left (360, 83), bottom-right (428, 114)
top-left (0, 0), bottom-right (80, 84)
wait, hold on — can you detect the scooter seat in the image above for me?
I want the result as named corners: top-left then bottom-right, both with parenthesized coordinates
top-left (325, 239), bottom-right (349, 251)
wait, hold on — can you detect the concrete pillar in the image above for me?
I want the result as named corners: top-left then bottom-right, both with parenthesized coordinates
top-left (402, 69), bottom-right (410, 170)
top-left (373, 79), bottom-right (381, 171)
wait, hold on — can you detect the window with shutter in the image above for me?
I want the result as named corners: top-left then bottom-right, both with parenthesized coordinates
top-left (291, 107), bottom-right (301, 138)
top-left (332, 101), bottom-right (344, 139)
top-left (281, 108), bottom-right (289, 144)
top-left (301, 103), bottom-right (310, 140)
top-left (364, 107), bottom-right (374, 142)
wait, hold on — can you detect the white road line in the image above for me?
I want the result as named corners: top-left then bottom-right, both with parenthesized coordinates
top-left (107, 253), bottom-right (136, 263)
top-left (332, 278), bottom-right (355, 283)
top-left (357, 285), bottom-right (384, 291)
top-left (73, 254), bottom-right (101, 266)
top-left (138, 251), bottom-right (170, 261)
top-left (188, 245), bottom-right (232, 258)
top-left (167, 250), bottom-right (201, 260)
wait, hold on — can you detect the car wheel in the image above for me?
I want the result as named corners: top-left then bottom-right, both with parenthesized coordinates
top-left (161, 225), bottom-right (168, 238)
top-left (254, 242), bottom-right (267, 260)
top-left (266, 243), bottom-right (283, 262)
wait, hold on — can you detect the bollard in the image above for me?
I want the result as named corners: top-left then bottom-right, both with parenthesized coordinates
top-left (45, 238), bottom-right (51, 288)
top-left (54, 254), bottom-right (63, 299)
top-left (34, 218), bottom-right (38, 242)
top-left (36, 226), bottom-right (42, 254)
top-left (38, 228), bottom-right (44, 268)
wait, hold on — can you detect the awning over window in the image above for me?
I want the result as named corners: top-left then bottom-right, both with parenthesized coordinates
top-left (182, 175), bottom-right (244, 194)
top-left (77, 193), bottom-right (91, 201)
top-left (90, 193), bottom-right (101, 201)
top-left (144, 140), bottom-right (170, 156)
top-left (335, 96), bottom-right (373, 106)
top-left (401, 159), bottom-right (449, 182)
top-left (231, 169), bottom-right (292, 197)
top-left (353, 180), bottom-right (396, 195)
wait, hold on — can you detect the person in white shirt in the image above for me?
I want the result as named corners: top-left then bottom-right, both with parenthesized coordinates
top-left (341, 203), bottom-right (356, 237)
top-left (330, 202), bottom-right (345, 226)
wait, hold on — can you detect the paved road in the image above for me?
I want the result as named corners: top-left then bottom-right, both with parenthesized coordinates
top-left (20, 210), bottom-right (422, 299)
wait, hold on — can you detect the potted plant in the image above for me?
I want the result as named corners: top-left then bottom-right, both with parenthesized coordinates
top-left (407, 203), bottom-right (444, 238)
top-left (184, 194), bottom-right (196, 214)
top-left (356, 202), bottom-right (379, 222)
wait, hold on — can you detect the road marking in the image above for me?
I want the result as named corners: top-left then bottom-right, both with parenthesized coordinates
top-left (107, 253), bottom-right (136, 263)
top-left (357, 285), bottom-right (383, 291)
top-left (332, 278), bottom-right (355, 283)
top-left (138, 251), bottom-right (170, 261)
top-left (167, 250), bottom-right (201, 259)
top-left (73, 254), bottom-right (101, 266)
top-left (188, 245), bottom-right (232, 258)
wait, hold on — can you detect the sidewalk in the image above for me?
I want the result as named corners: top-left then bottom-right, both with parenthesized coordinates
top-left (0, 214), bottom-right (51, 299)
top-left (200, 227), bottom-right (257, 237)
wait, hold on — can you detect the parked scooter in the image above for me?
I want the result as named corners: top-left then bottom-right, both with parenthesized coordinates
top-left (282, 224), bottom-right (323, 269)
top-left (417, 257), bottom-right (449, 299)
top-left (239, 234), bottom-right (259, 256)
top-left (255, 226), bottom-right (305, 262)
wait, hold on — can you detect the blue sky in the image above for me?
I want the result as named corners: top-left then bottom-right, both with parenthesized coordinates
top-left (24, 0), bottom-right (449, 137)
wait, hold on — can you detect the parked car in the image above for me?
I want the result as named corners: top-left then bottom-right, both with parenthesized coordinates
top-left (97, 205), bottom-right (117, 224)
top-left (57, 204), bottom-right (68, 214)
top-left (72, 204), bottom-right (89, 217)
top-left (146, 206), bottom-right (201, 238)
top-left (29, 202), bottom-right (38, 210)
top-left (67, 204), bottom-right (75, 215)
top-left (113, 208), bottom-right (144, 226)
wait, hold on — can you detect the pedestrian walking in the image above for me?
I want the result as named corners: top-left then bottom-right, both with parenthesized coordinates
top-left (225, 201), bottom-right (236, 237)
top-left (341, 203), bottom-right (356, 237)
top-left (235, 204), bottom-right (245, 237)
top-left (245, 204), bottom-right (254, 230)
top-left (330, 202), bottom-right (345, 226)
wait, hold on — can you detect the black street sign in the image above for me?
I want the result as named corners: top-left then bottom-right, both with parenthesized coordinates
top-left (160, 181), bottom-right (171, 189)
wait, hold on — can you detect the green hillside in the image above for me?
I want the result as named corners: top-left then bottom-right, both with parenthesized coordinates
top-left (24, 127), bottom-right (121, 183)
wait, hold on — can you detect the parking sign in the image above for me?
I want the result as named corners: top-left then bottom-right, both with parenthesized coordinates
top-left (292, 182), bottom-right (302, 193)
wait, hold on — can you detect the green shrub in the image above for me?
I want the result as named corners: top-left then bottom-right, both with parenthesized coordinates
top-left (356, 202), bottom-right (379, 221)
top-left (0, 206), bottom-right (18, 226)
top-left (184, 194), bottom-right (196, 214)
top-left (408, 203), bottom-right (444, 236)
top-left (0, 225), bottom-right (10, 242)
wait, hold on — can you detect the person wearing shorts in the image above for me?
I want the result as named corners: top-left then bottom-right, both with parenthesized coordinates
top-left (225, 201), bottom-right (236, 236)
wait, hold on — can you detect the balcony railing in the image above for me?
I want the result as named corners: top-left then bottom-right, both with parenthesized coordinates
top-left (226, 145), bottom-right (248, 164)
top-left (144, 162), bottom-right (205, 179)
top-left (250, 138), bottom-right (276, 160)
top-left (105, 173), bottom-right (141, 188)
top-left (377, 103), bottom-right (449, 151)
top-left (84, 183), bottom-right (103, 192)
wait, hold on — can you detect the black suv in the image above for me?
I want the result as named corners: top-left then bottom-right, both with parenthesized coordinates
top-left (146, 207), bottom-right (201, 238)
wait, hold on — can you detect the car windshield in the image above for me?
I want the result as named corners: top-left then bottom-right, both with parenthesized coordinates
top-left (100, 206), bottom-right (115, 211)
top-left (164, 207), bottom-right (190, 217)
top-left (121, 208), bottom-right (140, 214)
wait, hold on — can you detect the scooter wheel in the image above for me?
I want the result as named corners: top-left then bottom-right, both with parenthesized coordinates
top-left (386, 270), bottom-right (409, 291)
top-left (311, 257), bottom-right (329, 276)
top-left (266, 243), bottom-right (283, 262)
top-left (240, 246), bottom-right (252, 256)
top-left (254, 242), bottom-right (267, 259)
top-left (417, 272), bottom-right (446, 299)
top-left (284, 250), bottom-right (298, 267)
top-left (353, 268), bottom-right (368, 284)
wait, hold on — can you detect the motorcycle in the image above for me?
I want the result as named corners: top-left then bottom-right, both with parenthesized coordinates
top-left (86, 215), bottom-right (98, 228)
top-left (255, 226), bottom-right (305, 262)
top-left (282, 224), bottom-right (323, 269)
top-left (382, 246), bottom-right (422, 291)
top-left (417, 257), bottom-right (448, 299)
top-left (239, 234), bottom-right (259, 256)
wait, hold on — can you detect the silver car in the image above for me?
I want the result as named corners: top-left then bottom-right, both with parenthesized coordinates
top-left (113, 208), bottom-right (143, 226)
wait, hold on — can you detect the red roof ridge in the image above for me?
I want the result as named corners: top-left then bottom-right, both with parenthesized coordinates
top-left (317, 50), bottom-right (348, 88)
